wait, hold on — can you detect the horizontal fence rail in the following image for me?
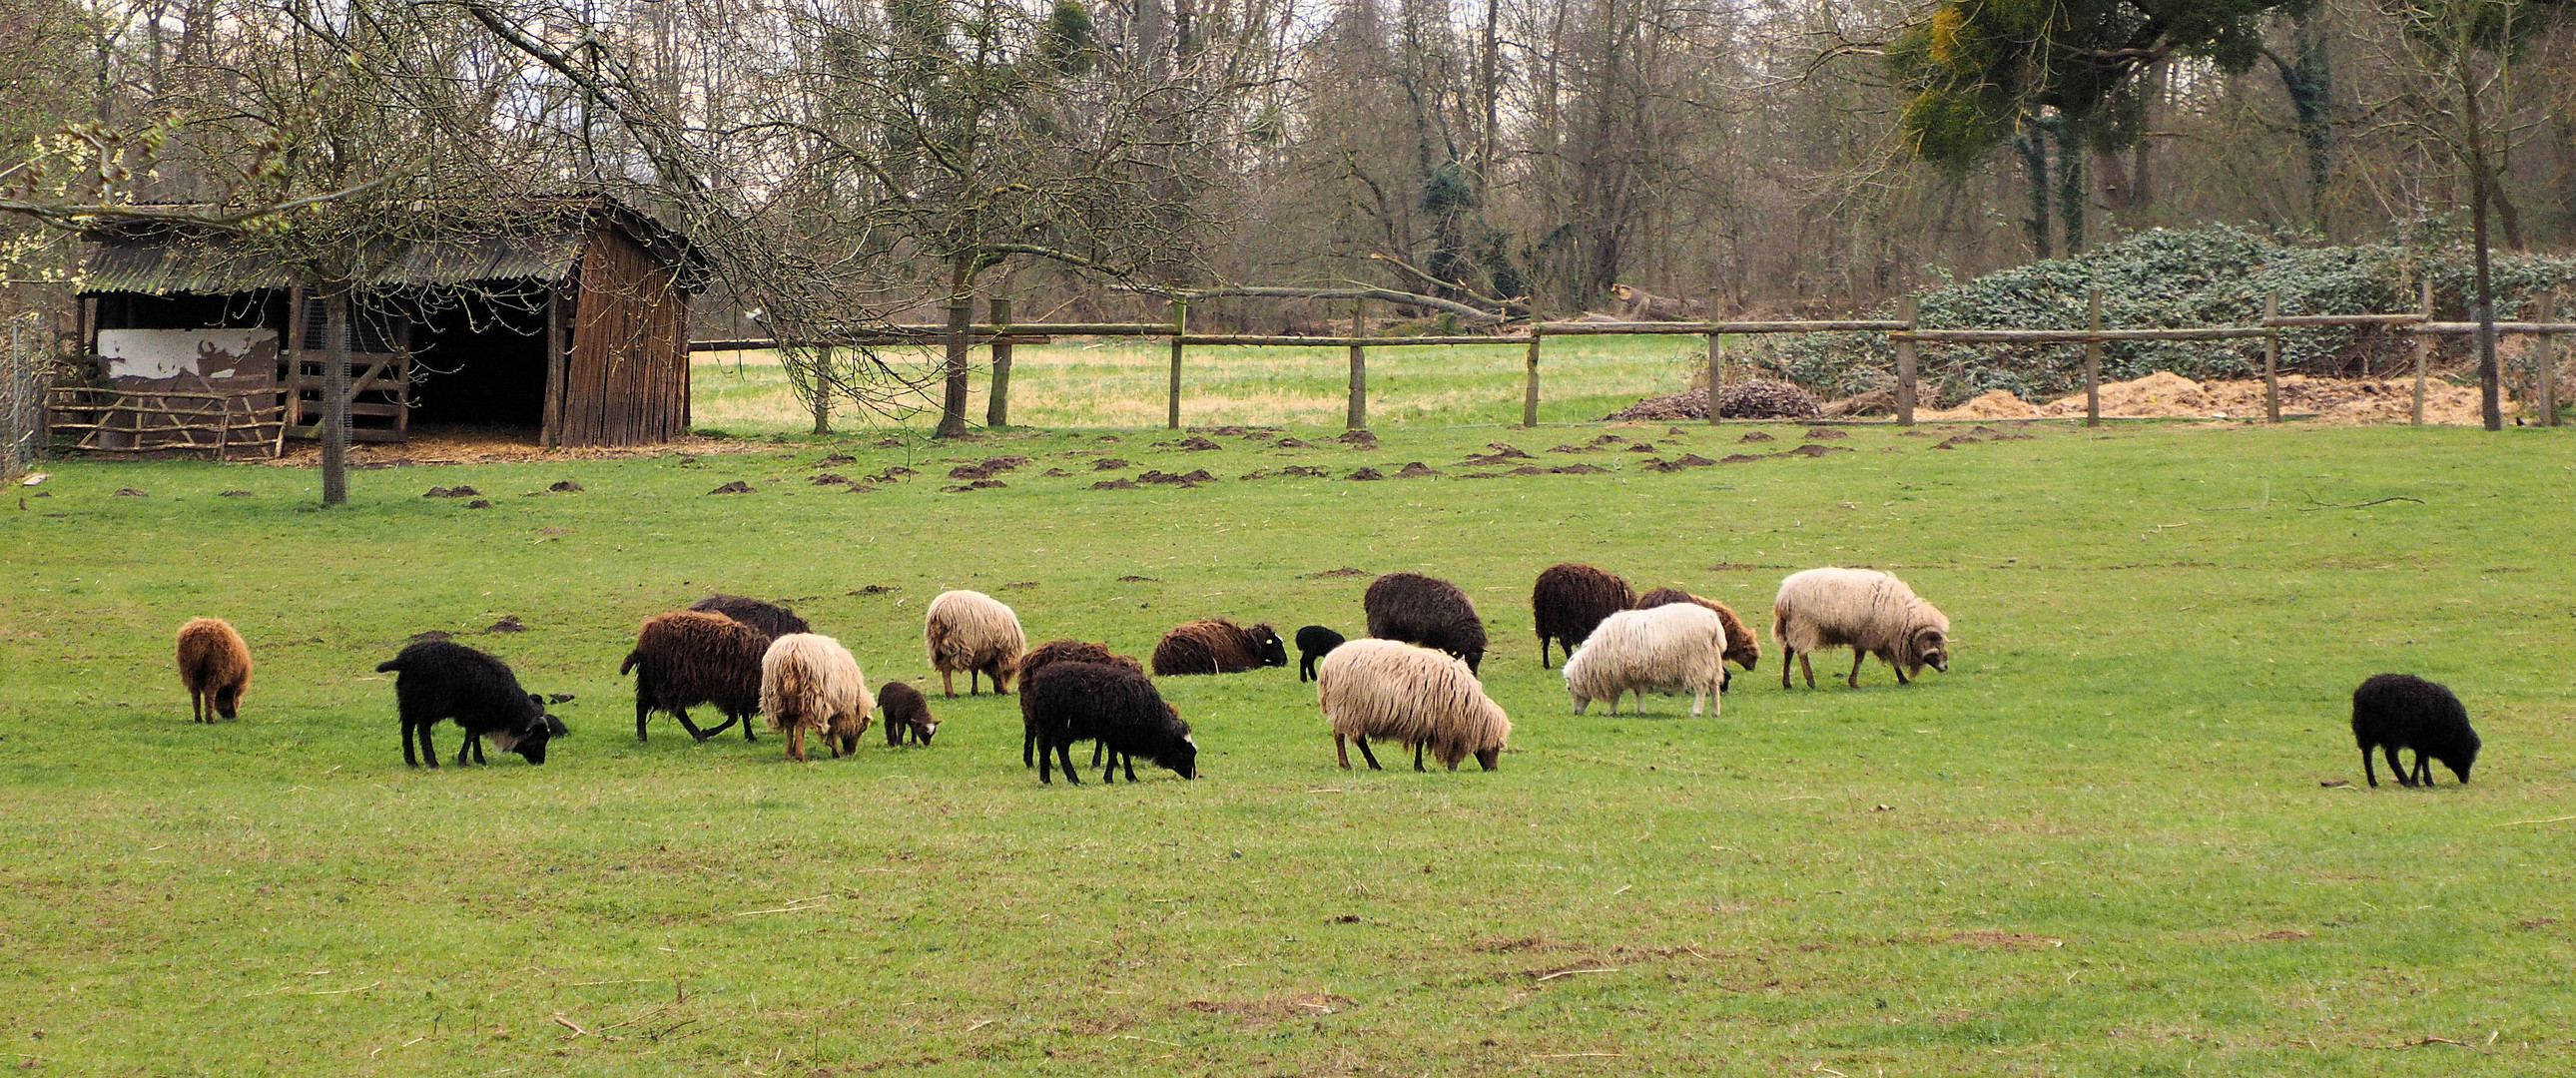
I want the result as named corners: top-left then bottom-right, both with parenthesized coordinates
top-left (686, 285), bottom-right (2569, 432)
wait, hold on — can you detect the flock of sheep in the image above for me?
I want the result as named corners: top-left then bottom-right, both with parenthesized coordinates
top-left (169, 560), bottom-right (2481, 789)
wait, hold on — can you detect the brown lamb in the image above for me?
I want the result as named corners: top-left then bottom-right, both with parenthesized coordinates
top-left (1634, 588), bottom-right (1762, 674)
top-left (176, 617), bottom-right (253, 723)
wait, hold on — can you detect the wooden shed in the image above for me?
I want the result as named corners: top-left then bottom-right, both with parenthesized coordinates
top-left (67, 196), bottom-right (704, 451)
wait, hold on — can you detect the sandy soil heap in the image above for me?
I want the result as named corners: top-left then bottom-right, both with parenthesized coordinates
top-left (1921, 371), bottom-right (2513, 425)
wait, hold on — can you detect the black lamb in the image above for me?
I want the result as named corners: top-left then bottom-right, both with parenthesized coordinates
top-left (2351, 673), bottom-right (2480, 788)
top-left (1023, 661), bottom-right (1197, 785)
top-left (376, 640), bottom-right (568, 768)
top-left (689, 594), bottom-right (812, 639)
top-left (1363, 572), bottom-right (1488, 674)
top-left (1294, 625), bottom-right (1346, 682)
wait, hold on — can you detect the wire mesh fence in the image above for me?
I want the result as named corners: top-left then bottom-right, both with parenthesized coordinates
top-left (2, 313), bottom-right (47, 480)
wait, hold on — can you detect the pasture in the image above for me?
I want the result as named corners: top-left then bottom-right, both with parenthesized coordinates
top-left (3, 410), bottom-right (2572, 1075)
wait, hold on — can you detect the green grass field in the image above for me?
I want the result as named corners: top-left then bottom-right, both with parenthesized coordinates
top-left (4, 413), bottom-right (2573, 1076)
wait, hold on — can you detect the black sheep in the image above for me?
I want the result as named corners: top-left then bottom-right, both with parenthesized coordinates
top-left (1530, 562), bottom-right (1634, 669)
top-left (1363, 572), bottom-right (1488, 674)
top-left (1023, 661), bottom-right (1197, 785)
top-left (2351, 673), bottom-right (2480, 788)
top-left (1149, 619), bottom-right (1288, 676)
top-left (1294, 625), bottom-right (1346, 682)
top-left (689, 594), bottom-right (812, 639)
top-left (376, 641), bottom-right (568, 768)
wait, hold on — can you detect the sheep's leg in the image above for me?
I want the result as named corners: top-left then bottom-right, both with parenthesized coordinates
top-left (2361, 747), bottom-right (2378, 788)
top-left (740, 709), bottom-right (758, 742)
top-left (968, 669), bottom-right (981, 696)
top-left (1124, 755), bottom-right (1137, 782)
top-left (635, 695), bottom-right (651, 742)
top-left (2382, 744), bottom-right (2412, 787)
top-left (674, 708), bottom-right (720, 742)
top-left (1354, 734), bottom-right (1383, 771)
top-left (1022, 721), bottom-right (1036, 768)
top-left (468, 736), bottom-right (487, 765)
top-left (1539, 634), bottom-right (1552, 670)
top-left (1413, 741), bottom-right (1427, 773)
top-left (1102, 750), bottom-right (1119, 785)
top-left (402, 721), bottom-right (420, 768)
top-left (1091, 741), bottom-right (1104, 767)
top-left (1892, 652), bottom-right (1912, 685)
top-left (416, 723), bottom-right (439, 769)
top-left (190, 689), bottom-right (202, 724)
top-left (2409, 750), bottom-right (2432, 787)
top-left (942, 670), bottom-right (957, 698)
top-left (1846, 651), bottom-right (1865, 689)
top-left (1054, 739), bottom-right (1080, 786)
top-left (1335, 733), bottom-right (1351, 769)
top-left (1690, 689), bottom-right (1705, 717)
top-left (1799, 653), bottom-right (1816, 689)
top-left (1780, 647), bottom-right (1794, 689)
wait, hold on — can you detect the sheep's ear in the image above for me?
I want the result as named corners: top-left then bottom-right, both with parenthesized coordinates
top-left (528, 693), bottom-right (546, 710)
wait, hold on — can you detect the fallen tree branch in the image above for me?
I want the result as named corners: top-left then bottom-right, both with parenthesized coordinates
top-left (2298, 493), bottom-right (2424, 511)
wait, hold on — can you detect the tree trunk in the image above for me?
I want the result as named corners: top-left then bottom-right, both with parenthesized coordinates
top-left (937, 298), bottom-right (973, 438)
top-left (2016, 130), bottom-right (2052, 260)
top-left (2056, 118), bottom-right (2088, 255)
top-left (321, 286), bottom-right (351, 505)
top-left (811, 345), bottom-right (832, 434)
top-left (2267, 16), bottom-right (2334, 238)
top-left (2461, 59), bottom-right (2501, 430)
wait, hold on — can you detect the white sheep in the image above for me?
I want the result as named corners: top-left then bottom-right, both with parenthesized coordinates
top-left (924, 590), bottom-right (1026, 697)
top-left (1316, 639), bottom-right (1511, 772)
top-left (1771, 567), bottom-right (1951, 689)
top-left (1562, 604), bottom-right (1728, 716)
top-left (761, 633), bottom-right (875, 762)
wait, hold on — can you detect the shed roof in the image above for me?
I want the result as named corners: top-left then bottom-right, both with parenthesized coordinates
top-left (79, 195), bottom-right (703, 296)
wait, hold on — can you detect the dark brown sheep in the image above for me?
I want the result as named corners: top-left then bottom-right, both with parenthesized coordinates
top-left (1019, 639), bottom-right (1145, 767)
top-left (689, 594), bottom-right (812, 639)
top-left (1149, 619), bottom-right (1288, 676)
top-left (621, 611), bottom-right (770, 742)
top-left (1531, 563), bottom-right (1634, 669)
top-left (1635, 587), bottom-right (1762, 675)
top-left (879, 681), bottom-right (940, 747)
top-left (176, 617), bottom-right (253, 723)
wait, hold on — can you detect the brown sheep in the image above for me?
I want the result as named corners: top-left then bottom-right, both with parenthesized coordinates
top-left (1019, 639), bottom-right (1145, 767)
top-left (1532, 563), bottom-right (1634, 669)
top-left (1634, 587), bottom-right (1762, 675)
top-left (879, 681), bottom-right (940, 747)
top-left (1149, 619), bottom-right (1288, 676)
top-left (176, 617), bottom-right (253, 723)
top-left (622, 610), bottom-right (771, 742)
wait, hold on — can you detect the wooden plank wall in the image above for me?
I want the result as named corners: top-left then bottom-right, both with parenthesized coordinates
top-left (560, 228), bottom-right (689, 446)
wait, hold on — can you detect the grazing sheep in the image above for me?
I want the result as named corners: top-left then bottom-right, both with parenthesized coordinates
top-left (689, 594), bottom-right (812, 639)
top-left (1316, 639), bottom-right (1511, 772)
top-left (1771, 568), bottom-right (1950, 689)
top-left (374, 640), bottom-right (567, 767)
top-left (175, 617), bottom-right (252, 723)
top-left (1532, 563), bottom-right (1634, 669)
top-left (1022, 661), bottom-right (1198, 785)
top-left (1364, 572), bottom-right (1490, 674)
top-left (622, 610), bottom-right (770, 742)
top-left (761, 633), bottom-right (875, 762)
top-left (1562, 605), bottom-right (1728, 717)
top-left (1295, 625), bottom-right (1346, 682)
top-left (2351, 674), bottom-right (2480, 788)
top-left (1017, 639), bottom-right (1146, 767)
top-left (879, 681), bottom-right (939, 747)
top-left (1634, 587), bottom-right (1762, 685)
top-left (1150, 619), bottom-right (1288, 676)
top-left (925, 590), bottom-right (1025, 697)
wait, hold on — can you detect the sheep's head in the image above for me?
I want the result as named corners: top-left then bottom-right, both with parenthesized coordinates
top-left (1251, 624), bottom-right (1288, 668)
top-left (1161, 733), bottom-right (1198, 780)
top-left (2441, 732), bottom-right (2480, 784)
top-left (485, 708), bottom-right (567, 765)
top-left (214, 684), bottom-right (244, 719)
top-left (911, 716), bottom-right (941, 745)
top-left (1474, 747), bottom-right (1502, 772)
top-left (1910, 627), bottom-right (1950, 675)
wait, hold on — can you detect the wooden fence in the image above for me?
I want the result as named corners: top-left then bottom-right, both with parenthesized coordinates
top-left (45, 383), bottom-right (289, 458)
top-left (696, 286), bottom-right (2571, 429)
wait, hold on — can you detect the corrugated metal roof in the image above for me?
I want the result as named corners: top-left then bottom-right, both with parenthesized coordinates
top-left (80, 232), bottom-right (589, 295)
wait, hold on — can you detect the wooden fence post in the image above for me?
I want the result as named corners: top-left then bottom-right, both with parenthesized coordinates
top-left (2538, 292), bottom-right (2558, 427)
top-left (1523, 324), bottom-right (1543, 428)
top-left (1895, 295), bottom-right (1919, 427)
top-left (984, 295), bottom-right (1012, 429)
top-left (2413, 277), bottom-right (2431, 425)
top-left (1166, 297), bottom-right (1186, 430)
top-left (2085, 288), bottom-right (2102, 427)
top-left (1704, 288), bottom-right (1722, 426)
top-left (2262, 288), bottom-right (2280, 423)
top-left (1347, 296), bottom-right (1366, 430)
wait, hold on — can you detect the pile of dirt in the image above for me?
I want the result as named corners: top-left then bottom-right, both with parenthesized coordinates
top-left (1606, 378), bottom-right (1822, 421)
top-left (1922, 371), bottom-right (2512, 424)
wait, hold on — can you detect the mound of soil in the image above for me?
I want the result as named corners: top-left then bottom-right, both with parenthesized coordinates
top-left (1924, 371), bottom-right (2513, 424)
top-left (1608, 378), bottom-right (1821, 421)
